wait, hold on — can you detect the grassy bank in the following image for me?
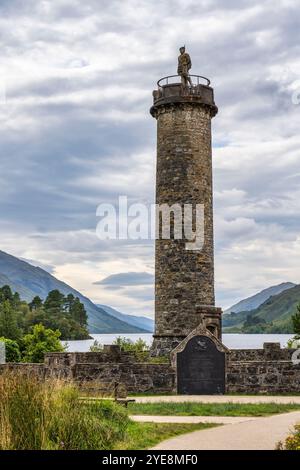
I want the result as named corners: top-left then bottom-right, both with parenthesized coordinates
top-left (115, 422), bottom-right (218, 450)
top-left (128, 402), bottom-right (300, 417)
top-left (0, 372), bottom-right (129, 450)
top-left (0, 372), bottom-right (220, 450)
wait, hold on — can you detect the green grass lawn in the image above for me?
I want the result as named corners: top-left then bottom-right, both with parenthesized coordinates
top-left (128, 402), bottom-right (300, 417)
top-left (114, 422), bottom-right (218, 450)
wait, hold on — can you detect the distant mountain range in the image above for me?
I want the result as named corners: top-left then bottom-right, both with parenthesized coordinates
top-left (224, 282), bottom-right (296, 315)
top-left (98, 304), bottom-right (154, 332)
top-left (223, 282), bottom-right (299, 333)
top-left (1, 250), bottom-right (298, 335)
top-left (0, 250), bottom-right (152, 334)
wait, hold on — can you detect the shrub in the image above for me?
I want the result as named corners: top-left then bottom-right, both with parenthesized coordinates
top-left (0, 337), bottom-right (21, 362)
top-left (21, 324), bottom-right (65, 363)
top-left (278, 424), bottom-right (300, 450)
top-left (113, 336), bottom-right (150, 362)
top-left (287, 337), bottom-right (300, 349)
top-left (0, 372), bottom-right (129, 450)
top-left (111, 337), bottom-right (169, 363)
top-left (89, 339), bottom-right (104, 352)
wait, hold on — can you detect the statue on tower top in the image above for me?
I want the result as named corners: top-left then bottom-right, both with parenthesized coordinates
top-left (177, 46), bottom-right (192, 87)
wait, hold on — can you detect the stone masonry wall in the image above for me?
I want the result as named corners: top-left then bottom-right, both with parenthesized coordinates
top-left (72, 363), bottom-right (174, 393)
top-left (150, 83), bottom-right (222, 356)
top-left (154, 104), bottom-right (216, 339)
top-left (0, 344), bottom-right (299, 395)
top-left (45, 347), bottom-right (175, 394)
top-left (227, 344), bottom-right (300, 394)
top-left (227, 360), bottom-right (300, 394)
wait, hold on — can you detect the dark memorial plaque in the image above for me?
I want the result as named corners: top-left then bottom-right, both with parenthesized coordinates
top-left (177, 335), bottom-right (225, 394)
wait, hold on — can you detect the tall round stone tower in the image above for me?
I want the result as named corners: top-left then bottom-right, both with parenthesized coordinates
top-left (150, 53), bottom-right (222, 356)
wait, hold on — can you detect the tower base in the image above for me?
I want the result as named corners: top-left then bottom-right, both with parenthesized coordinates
top-left (151, 335), bottom-right (187, 357)
top-left (151, 306), bottom-right (222, 357)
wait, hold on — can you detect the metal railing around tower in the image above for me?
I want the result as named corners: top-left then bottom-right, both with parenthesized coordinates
top-left (157, 74), bottom-right (211, 88)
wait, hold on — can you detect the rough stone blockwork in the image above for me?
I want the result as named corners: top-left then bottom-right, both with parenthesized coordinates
top-left (0, 348), bottom-right (175, 393)
top-left (0, 343), bottom-right (298, 395)
top-left (44, 348), bottom-right (175, 393)
top-left (227, 343), bottom-right (300, 394)
top-left (150, 82), bottom-right (222, 356)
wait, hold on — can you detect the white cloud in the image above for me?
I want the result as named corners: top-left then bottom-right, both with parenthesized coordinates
top-left (0, 0), bottom-right (299, 315)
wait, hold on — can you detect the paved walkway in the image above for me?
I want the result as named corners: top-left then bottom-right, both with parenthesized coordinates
top-left (132, 415), bottom-right (255, 424)
top-left (134, 395), bottom-right (300, 404)
top-left (152, 411), bottom-right (300, 450)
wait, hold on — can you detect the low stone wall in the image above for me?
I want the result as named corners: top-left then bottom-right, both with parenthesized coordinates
top-left (227, 360), bottom-right (300, 394)
top-left (73, 363), bottom-right (174, 393)
top-left (45, 346), bottom-right (137, 367)
top-left (229, 343), bottom-right (295, 362)
top-left (227, 343), bottom-right (300, 394)
top-left (45, 347), bottom-right (175, 393)
top-left (0, 343), bottom-right (299, 395)
top-left (0, 363), bottom-right (45, 377)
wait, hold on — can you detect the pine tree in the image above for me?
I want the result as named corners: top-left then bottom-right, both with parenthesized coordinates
top-left (64, 293), bottom-right (75, 313)
top-left (292, 304), bottom-right (300, 337)
top-left (0, 300), bottom-right (21, 340)
top-left (44, 290), bottom-right (65, 316)
top-left (69, 298), bottom-right (88, 327)
top-left (29, 296), bottom-right (43, 311)
top-left (0, 285), bottom-right (13, 303)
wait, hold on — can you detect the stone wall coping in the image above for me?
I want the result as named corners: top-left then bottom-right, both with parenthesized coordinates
top-left (73, 362), bottom-right (171, 367)
top-left (228, 360), bottom-right (297, 364)
top-left (170, 322), bottom-right (229, 370)
top-left (0, 362), bottom-right (44, 366)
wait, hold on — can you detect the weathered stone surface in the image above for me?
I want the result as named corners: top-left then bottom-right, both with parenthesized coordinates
top-left (73, 363), bottom-right (174, 393)
top-left (0, 342), bottom-right (299, 394)
top-left (0, 349), bottom-right (175, 394)
top-left (229, 343), bottom-right (295, 362)
top-left (0, 363), bottom-right (45, 377)
top-left (227, 344), bottom-right (300, 394)
top-left (151, 82), bottom-right (221, 356)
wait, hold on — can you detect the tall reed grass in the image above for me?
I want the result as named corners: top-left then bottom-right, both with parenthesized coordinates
top-left (0, 372), bottom-right (129, 450)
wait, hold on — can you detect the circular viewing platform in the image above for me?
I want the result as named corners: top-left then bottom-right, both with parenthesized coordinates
top-left (150, 74), bottom-right (218, 118)
top-left (157, 74), bottom-right (211, 88)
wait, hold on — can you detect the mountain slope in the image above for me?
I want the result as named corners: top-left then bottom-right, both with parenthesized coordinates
top-left (98, 304), bottom-right (154, 332)
top-left (223, 284), bottom-right (300, 333)
top-left (249, 284), bottom-right (300, 326)
top-left (224, 282), bottom-right (296, 315)
top-left (0, 250), bottom-right (147, 334)
top-left (0, 272), bottom-right (37, 301)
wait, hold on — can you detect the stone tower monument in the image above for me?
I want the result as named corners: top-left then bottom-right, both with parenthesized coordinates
top-left (150, 47), bottom-right (222, 356)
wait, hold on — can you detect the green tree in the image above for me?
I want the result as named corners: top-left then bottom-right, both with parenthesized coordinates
top-left (0, 300), bottom-right (21, 340)
top-left (0, 337), bottom-right (21, 362)
top-left (292, 304), bottom-right (300, 337)
top-left (11, 292), bottom-right (21, 308)
top-left (29, 296), bottom-right (43, 311)
top-left (44, 290), bottom-right (65, 316)
top-left (22, 324), bottom-right (65, 363)
top-left (0, 285), bottom-right (90, 342)
top-left (64, 293), bottom-right (75, 311)
top-left (69, 298), bottom-right (88, 327)
top-left (0, 285), bottom-right (13, 302)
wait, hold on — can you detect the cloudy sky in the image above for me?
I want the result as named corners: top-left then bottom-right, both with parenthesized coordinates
top-left (0, 0), bottom-right (299, 317)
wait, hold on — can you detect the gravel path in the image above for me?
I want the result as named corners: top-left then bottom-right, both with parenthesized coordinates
top-left (134, 395), bottom-right (300, 404)
top-left (151, 411), bottom-right (300, 450)
top-left (132, 415), bottom-right (255, 424)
